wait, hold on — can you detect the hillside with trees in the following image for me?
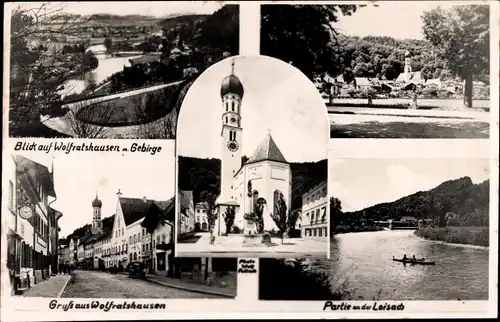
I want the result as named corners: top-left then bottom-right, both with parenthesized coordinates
top-left (335, 177), bottom-right (489, 227)
top-left (178, 156), bottom-right (327, 212)
top-left (261, 4), bottom-right (490, 106)
top-left (63, 215), bottom-right (115, 242)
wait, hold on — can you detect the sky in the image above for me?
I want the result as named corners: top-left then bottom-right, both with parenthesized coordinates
top-left (13, 1), bottom-right (222, 17)
top-left (176, 55), bottom-right (329, 162)
top-left (334, 2), bottom-right (458, 40)
top-left (328, 158), bottom-right (490, 213)
top-left (12, 143), bottom-right (176, 237)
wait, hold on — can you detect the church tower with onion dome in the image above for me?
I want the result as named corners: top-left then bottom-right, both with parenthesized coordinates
top-left (219, 58), bottom-right (244, 205)
top-left (213, 58), bottom-right (291, 237)
top-left (91, 192), bottom-right (103, 234)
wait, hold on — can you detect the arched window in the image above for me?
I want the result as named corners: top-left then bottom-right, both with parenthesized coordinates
top-left (231, 101), bottom-right (235, 112)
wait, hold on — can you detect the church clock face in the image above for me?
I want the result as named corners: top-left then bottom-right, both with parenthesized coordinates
top-left (227, 141), bottom-right (239, 152)
top-left (230, 117), bottom-right (237, 124)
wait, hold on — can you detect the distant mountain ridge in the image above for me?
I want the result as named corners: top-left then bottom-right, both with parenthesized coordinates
top-left (347, 176), bottom-right (489, 226)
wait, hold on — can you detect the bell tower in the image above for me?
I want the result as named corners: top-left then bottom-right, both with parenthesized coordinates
top-left (91, 191), bottom-right (103, 234)
top-left (404, 50), bottom-right (412, 83)
top-left (220, 59), bottom-right (244, 201)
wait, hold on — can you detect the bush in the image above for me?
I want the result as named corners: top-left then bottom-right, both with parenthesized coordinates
top-left (414, 226), bottom-right (489, 247)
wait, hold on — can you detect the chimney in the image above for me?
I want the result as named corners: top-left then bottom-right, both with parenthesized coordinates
top-left (143, 196), bottom-right (147, 202)
top-left (117, 189), bottom-right (122, 198)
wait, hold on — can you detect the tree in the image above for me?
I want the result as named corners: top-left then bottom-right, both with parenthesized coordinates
top-left (200, 190), bottom-right (219, 238)
top-left (261, 4), bottom-right (363, 80)
top-left (422, 5), bottom-right (489, 108)
top-left (271, 192), bottom-right (290, 244)
top-left (329, 197), bottom-right (343, 235)
top-left (224, 206), bottom-right (236, 235)
top-left (9, 3), bottom-right (90, 137)
top-left (104, 37), bottom-right (113, 53)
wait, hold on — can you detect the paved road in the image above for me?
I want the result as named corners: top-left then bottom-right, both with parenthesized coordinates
top-left (62, 270), bottom-right (220, 299)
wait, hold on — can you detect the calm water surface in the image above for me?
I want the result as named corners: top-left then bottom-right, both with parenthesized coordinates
top-left (312, 230), bottom-right (489, 300)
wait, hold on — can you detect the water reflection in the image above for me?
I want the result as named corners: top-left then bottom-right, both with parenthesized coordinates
top-left (313, 231), bottom-right (488, 300)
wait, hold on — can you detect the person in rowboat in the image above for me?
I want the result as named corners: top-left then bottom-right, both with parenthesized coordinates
top-left (412, 255), bottom-right (417, 262)
top-left (402, 254), bottom-right (408, 261)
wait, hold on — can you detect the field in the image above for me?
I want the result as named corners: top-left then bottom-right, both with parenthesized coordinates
top-left (330, 121), bottom-right (490, 139)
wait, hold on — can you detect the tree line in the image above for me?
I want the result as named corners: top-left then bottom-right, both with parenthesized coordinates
top-left (330, 177), bottom-right (490, 233)
top-left (261, 4), bottom-right (490, 107)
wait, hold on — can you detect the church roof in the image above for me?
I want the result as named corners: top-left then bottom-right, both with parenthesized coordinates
top-left (245, 133), bottom-right (288, 165)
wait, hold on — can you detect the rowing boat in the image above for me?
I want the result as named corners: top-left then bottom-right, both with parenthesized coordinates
top-left (392, 258), bottom-right (435, 265)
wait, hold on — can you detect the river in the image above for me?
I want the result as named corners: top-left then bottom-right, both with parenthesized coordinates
top-left (311, 230), bottom-right (489, 300)
top-left (60, 53), bottom-right (141, 97)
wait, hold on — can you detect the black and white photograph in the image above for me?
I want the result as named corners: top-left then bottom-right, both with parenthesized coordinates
top-left (175, 55), bottom-right (329, 258)
top-left (261, 3), bottom-right (491, 138)
top-left (259, 142), bottom-right (490, 301)
top-left (7, 2), bottom-right (239, 139)
top-left (4, 147), bottom-right (237, 299)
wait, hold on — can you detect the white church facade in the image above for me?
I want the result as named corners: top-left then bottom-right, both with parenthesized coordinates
top-left (213, 60), bottom-right (292, 237)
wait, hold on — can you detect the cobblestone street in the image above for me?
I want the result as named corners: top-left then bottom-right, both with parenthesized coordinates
top-left (61, 270), bottom-right (223, 299)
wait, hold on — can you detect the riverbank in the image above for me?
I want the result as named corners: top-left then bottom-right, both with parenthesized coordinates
top-left (414, 226), bottom-right (489, 247)
top-left (333, 225), bottom-right (384, 234)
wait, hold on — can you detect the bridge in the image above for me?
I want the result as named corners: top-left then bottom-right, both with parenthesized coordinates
top-left (60, 81), bottom-right (184, 110)
top-left (374, 221), bottom-right (418, 230)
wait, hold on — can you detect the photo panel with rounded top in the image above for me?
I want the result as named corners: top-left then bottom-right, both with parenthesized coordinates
top-left (175, 55), bottom-right (330, 258)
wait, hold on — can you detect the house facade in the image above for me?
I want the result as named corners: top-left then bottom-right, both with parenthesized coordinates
top-left (301, 181), bottom-right (328, 238)
top-left (5, 155), bottom-right (58, 292)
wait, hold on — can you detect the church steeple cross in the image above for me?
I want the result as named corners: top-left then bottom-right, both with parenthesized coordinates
top-left (231, 59), bottom-right (235, 75)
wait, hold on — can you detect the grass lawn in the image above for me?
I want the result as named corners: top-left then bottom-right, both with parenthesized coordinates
top-left (330, 121), bottom-right (490, 138)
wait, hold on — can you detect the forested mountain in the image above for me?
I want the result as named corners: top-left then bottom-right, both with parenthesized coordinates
top-left (326, 35), bottom-right (488, 83)
top-left (63, 215), bottom-right (115, 242)
top-left (178, 156), bottom-right (327, 211)
top-left (345, 177), bottom-right (490, 226)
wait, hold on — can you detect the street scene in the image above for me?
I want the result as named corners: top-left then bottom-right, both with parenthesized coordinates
top-left (260, 155), bottom-right (490, 301)
top-left (175, 56), bottom-right (329, 258)
top-left (261, 3), bottom-right (490, 138)
top-left (5, 148), bottom-right (237, 298)
top-left (8, 2), bottom-right (239, 139)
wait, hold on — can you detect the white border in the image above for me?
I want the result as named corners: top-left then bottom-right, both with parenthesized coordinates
top-left (1, 0), bottom-right (499, 320)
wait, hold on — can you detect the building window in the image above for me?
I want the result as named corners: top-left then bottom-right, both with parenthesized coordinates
top-left (162, 233), bottom-right (166, 243)
top-left (121, 228), bottom-right (124, 236)
top-left (231, 101), bottom-right (235, 112)
top-left (225, 116), bottom-right (228, 123)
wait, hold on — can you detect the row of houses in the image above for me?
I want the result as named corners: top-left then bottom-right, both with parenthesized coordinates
top-left (175, 180), bottom-right (329, 239)
top-left (4, 155), bottom-right (63, 294)
top-left (318, 73), bottom-right (487, 98)
top-left (58, 188), bottom-right (215, 276)
top-left (58, 190), bottom-right (174, 274)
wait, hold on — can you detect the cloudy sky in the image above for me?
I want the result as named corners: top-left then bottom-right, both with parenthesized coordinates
top-left (11, 142), bottom-right (175, 237)
top-left (12, 1), bottom-right (222, 17)
top-left (329, 158), bottom-right (490, 213)
top-left (335, 2), bottom-right (458, 40)
top-left (176, 55), bottom-right (329, 162)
